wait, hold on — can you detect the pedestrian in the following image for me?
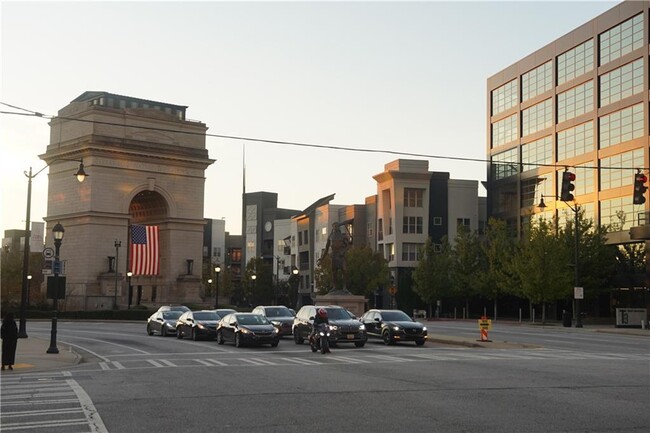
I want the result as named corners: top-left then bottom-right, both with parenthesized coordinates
top-left (1, 312), bottom-right (18, 371)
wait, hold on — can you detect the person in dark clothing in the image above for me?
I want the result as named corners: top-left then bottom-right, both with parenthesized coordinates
top-left (310, 308), bottom-right (330, 353)
top-left (1, 312), bottom-right (18, 370)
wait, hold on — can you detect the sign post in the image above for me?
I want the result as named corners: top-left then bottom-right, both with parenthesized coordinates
top-left (477, 316), bottom-right (492, 342)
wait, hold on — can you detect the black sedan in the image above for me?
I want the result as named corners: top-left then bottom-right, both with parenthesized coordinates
top-left (360, 309), bottom-right (427, 346)
top-left (251, 305), bottom-right (295, 336)
top-left (176, 310), bottom-right (220, 340)
top-left (146, 310), bottom-right (183, 336)
top-left (216, 313), bottom-right (280, 348)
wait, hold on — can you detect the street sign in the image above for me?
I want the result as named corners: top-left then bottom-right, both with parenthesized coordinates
top-left (574, 287), bottom-right (584, 300)
top-left (43, 260), bottom-right (53, 275)
top-left (478, 317), bottom-right (492, 330)
top-left (43, 247), bottom-right (54, 259)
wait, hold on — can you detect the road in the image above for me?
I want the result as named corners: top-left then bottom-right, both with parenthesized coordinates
top-left (1, 320), bottom-right (648, 433)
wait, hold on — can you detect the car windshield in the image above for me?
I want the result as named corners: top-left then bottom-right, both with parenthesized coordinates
top-left (325, 308), bottom-right (353, 320)
top-left (162, 311), bottom-right (182, 320)
top-left (265, 307), bottom-right (293, 317)
top-left (194, 312), bottom-right (218, 321)
top-left (237, 314), bottom-right (270, 325)
top-left (381, 311), bottom-right (412, 322)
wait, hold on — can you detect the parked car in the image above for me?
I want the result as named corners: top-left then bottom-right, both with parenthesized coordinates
top-left (210, 308), bottom-right (237, 319)
top-left (216, 313), bottom-right (280, 347)
top-left (251, 305), bottom-right (295, 336)
top-left (360, 309), bottom-right (427, 346)
top-left (176, 310), bottom-right (219, 340)
top-left (146, 310), bottom-right (183, 337)
top-left (157, 305), bottom-right (190, 313)
top-left (293, 305), bottom-right (367, 347)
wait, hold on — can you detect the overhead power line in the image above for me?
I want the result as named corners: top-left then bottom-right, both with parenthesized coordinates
top-left (1, 101), bottom-right (648, 172)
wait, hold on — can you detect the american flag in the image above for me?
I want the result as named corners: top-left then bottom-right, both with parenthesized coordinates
top-left (130, 225), bottom-right (160, 275)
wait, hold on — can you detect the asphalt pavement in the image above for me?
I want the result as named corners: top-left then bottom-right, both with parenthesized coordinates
top-left (1, 321), bottom-right (647, 375)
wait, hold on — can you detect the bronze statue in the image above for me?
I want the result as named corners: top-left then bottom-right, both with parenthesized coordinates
top-left (320, 221), bottom-right (352, 292)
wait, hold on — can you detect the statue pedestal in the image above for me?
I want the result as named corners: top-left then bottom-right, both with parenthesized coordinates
top-left (315, 290), bottom-right (366, 317)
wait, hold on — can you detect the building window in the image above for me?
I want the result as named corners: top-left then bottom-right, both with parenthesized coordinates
top-left (303, 230), bottom-right (309, 245)
top-left (600, 196), bottom-right (634, 231)
top-left (151, 286), bottom-right (157, 302)
top-left (599, 104), bottom-right (644, 149)
top-left (522, 99), bottom-right (552, 137)
top-left (402, 216), bottom-right (423, 234)
top-left (402, 243), bottom-right (422, 261)
top-left (367, 222), bottom-right (374, 237)
top-left (388, 218), bottom-right (393, 235)
top-left (599, 13), bottom-right (644, 66)
top-left (522, 135), bottom-right (552, 170)
top-left (522, 61), bottom-right (553, 102)
top-left (456, 218), bottom-right (470, 233)
top-left (492, 147), bottom-right (519, 180)
top-left (404, 188), bottom-right (424, 207)
top-left (521, 172), bottom-right (552, 208)
top-left (433, 217), bottom-right (442, 226)
top-left (557, 39), bottom-right (594, 85)
top-left (599, 58), bottom-right (643, 107)
top-left (557, 80), bottom-right (593, 124)
top-left (557, 121), bottom-right (594, 161)
top-left (377, 219), bottom-right (384, 241)
top-left (491, 114), bottom-right (518, 148)
top-left (600, 148), bottom-right (644, 191)
top-left (387, 243), bottom-right (395, 261)
top-left (492, 78), bottom-right (518, 116)
top-left (298, 232), bottom-right (303, 246)
top-left (573, 162), bottom-right (595, 197)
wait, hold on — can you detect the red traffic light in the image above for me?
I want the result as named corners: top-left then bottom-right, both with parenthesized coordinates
top-left (636, 173), bottom-right (648, 183)
top-left (565, 172), bottom-right (576, 182)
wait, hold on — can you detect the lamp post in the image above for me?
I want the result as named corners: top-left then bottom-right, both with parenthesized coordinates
top-left (207, 278), bottom-right (213, 299)
top-left (26, 275), bottom-right (32, 305)
top-left (47, 222), bottom-right (65, 354)
top-left (127, 271), bottom-right (133, 309)
top-left (538, 194), bottom-right (582, 327)
top-left (113, 240), bottom-right (121, 310)
top-left (250, 274), bottom-right (257, 307)
top-left (291, 267), bottom-right (299, 308)
top-left (214, 265), bottom-right (221, 308)
top-left (18, 159), bottom-right (87, 339)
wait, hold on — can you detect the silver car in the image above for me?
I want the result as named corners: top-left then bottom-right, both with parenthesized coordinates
top-left (146, 310), bottom-right (183, 337)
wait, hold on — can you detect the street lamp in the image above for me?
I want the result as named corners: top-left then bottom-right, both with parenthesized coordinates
top-left (207, 278), bottom-right (213, 298)
top-left (538, 194), bottom-right (582, 327)
top-left (47, 222), bottom-right (65, 354)
top-left (250, 274), bottom-right (257, 307)
top-left (18, 159), bottom-right (87, 339)
top-left (291, 267), bottom-right (300, 308)
top-left (126, 271), bottom-right (133, 309)
top-left (26, 275), bottom-right (32, 305)
top-left (214, 265), bottom-right (221, 308)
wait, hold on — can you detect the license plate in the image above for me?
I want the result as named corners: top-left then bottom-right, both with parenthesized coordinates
top-left (347, 334), bottom-right (354, 340)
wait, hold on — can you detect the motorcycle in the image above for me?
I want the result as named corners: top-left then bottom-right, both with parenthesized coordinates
top-left (309, 323), bottom-right (331, 354)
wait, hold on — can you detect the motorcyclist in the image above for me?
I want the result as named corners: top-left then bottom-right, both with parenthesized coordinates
top-left (311, 308), bottom-right (330, 353)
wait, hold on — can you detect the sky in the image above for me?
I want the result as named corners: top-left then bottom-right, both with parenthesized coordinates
top-left (1, 0), bottom-right (620, 237)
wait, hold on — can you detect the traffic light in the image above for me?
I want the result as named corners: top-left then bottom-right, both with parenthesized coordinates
top-left (560, 170), bottom-right (576, 201)
top-left (633, 171), bottom-right (648, 205)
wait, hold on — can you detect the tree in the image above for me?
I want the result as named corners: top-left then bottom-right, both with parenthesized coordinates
top-left (450, 226), bottom-right (484, 318)
top-left (511, 217), bottom-right (572, 323)
top-left (244, 258), bottom-right (273, 306)
top-left (412, 237), bottom-right (453, 317)
top-left (344, 246), bottom-right (390, 297)
top-left (480, 218), bottom-right (517, 319)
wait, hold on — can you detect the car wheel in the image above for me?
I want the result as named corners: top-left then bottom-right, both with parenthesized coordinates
top-left (415, 338), bottom-right (426, 346)
top-left (147, 325), bottom-right (153, 336)
top-left (217, 331), bottom-right (225, 345)
top-left (355, 341), bottom-right (366, 348)
top-left (270, 339), bottom-right (279, 348)
top-left (176, 327), bottom-right (183, 339)
top-left (294, 330), bottom-right (304, 345)
top-left (192, 328), bottom-right (199, 341)
top-left (235, 333), bottom-right (242, 348)
top-left (161, 327), bottom-right (167, 337)
top-left (382, 329), bottom-right (395, 345)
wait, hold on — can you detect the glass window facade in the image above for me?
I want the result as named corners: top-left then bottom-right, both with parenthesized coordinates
top-left (599, 13), bottom-right (644, 66)
top-left (557, 121), bottom-right (594, 161)
top-left (492, 147), bottom-right (519, 180)
top-left (557, 39), bottom-right (594, 85)
top-left (600, 196), bottom-right (634, 231)
top-left (557, 80), bottom-right (594, 123)
top-left (522, 61), bottom-right (553, 102)
top-left (600, 148), bottom-right (644, 191)
top-left (599, 103), bottom-right (644, 149)
top-left (522, 99), bottom-right (552, 137)
top-left (492, 78), bottom-right (518, 116)
top-left (492, 114), bottom-right (518, 148)
top-left (574, 162), bottom-right (595, 196)
top-left (599, 58), bottom-right (644, 107)
top-left (522, 135), bottom-right (552, 170)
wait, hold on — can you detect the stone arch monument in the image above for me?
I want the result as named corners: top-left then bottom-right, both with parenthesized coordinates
top-left (42, 91), bottom-right (213, 310)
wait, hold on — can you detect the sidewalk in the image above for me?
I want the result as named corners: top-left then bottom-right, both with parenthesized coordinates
top-left (0, 336), bottom-right (80, 374)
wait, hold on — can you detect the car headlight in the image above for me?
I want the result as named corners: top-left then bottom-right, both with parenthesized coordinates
top-left (392, 325), bottom-right (401, 331)
top-left (422, 326), bottom-right (427, 332)
top-left (165, 322), bottom-right (175, 329)
top-left (271, 327), bottom-right (279, 334)
top-left (240, 327), bottom-right (252, 334)
top-left (329, 325), bottom-right (338, 331)
top-left (271, 320), bottom-right (281, 326)
top-left (359, 324), bottom-right (366, 331)
top-left (197, 323), bottom-right (206, 330)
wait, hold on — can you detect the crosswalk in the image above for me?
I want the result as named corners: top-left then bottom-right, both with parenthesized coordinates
top-left (89, 348), bottom-right (648, 371)
top-left (0, 373), bottom-right (108, 432)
